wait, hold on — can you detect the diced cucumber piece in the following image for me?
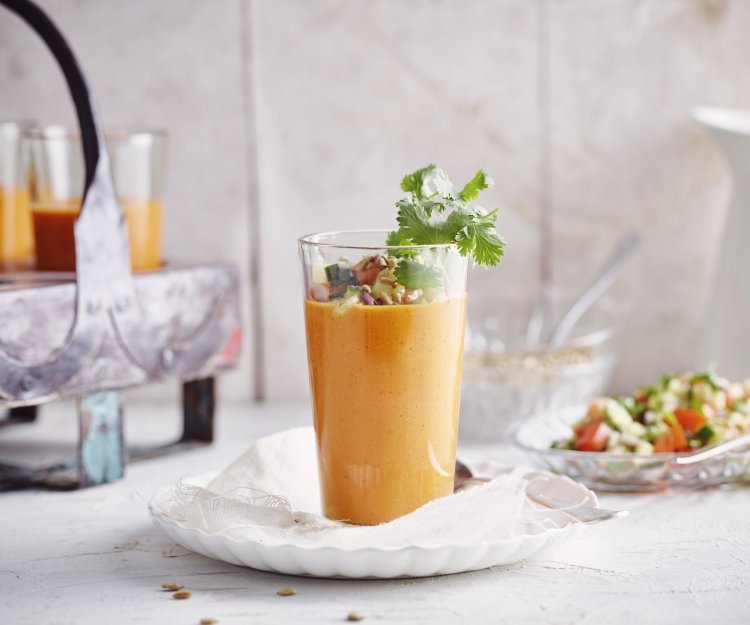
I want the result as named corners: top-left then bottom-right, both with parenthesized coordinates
top-left (605, 399), bottom-right (633, 431)
top-left (635, 441), bottom-right (654, 455)
top-left (646, 423), bottom-right (667, 441)
top-left (692, 382), bottom-right (714, 404)
top-left (695, 424), bottom-right (716, 444)
top-left (312, 264), bottom-right (327, 284)
top-left (712, 389), bottom-right (727, 411)
top-left (325, 263), bottom-right (357, 287)
top-left (626, 421), bottom-right (647, 437)
top-left (667, 377), bottom-right (688, 399)
top-left (691, 372), bottom-right (721, 390)
top-left (607, 431), bottom-right (621, 448)
top-left (661, 392), bottom-right (680, 412)
top-left (333, 286), bottom-right (362, 317)
top-left (325, 263), bottom-right (341, 282)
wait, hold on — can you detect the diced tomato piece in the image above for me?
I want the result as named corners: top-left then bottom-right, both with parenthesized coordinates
top-left (668, 420), bottom-right (689, 452)
top-left (575, 420), bottom-right (611, 452)
top-left (674, 408), bottom-right (707, 434)
top-left (653, 432), bottom-right (675, 453)
top-left (634, 389), bottom-right (649, 403)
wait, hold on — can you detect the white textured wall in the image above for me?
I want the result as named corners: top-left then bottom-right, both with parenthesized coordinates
top-left (1, 0), bottom-right (750, 401)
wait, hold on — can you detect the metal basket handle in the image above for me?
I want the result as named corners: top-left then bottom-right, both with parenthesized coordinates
top-left (1, 0), bottom-right (134, 300)
top-left (0, 0), bottom-right (145, 399)
top-left (3, 0), bottom-right (100, 203)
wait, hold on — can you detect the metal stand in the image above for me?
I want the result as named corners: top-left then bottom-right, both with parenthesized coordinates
top-left (1, 406), bottom-right (38, 427)
top-left (182, 377), bottom-right (215, 443)
top-left (78, 391), bottom-right (124, 487)
top-left (0, 376), bottom-right (216, 491)
top-left (0, 1), bottom-right (240, 491)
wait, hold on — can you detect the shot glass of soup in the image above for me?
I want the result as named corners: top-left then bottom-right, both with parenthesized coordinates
top-left (25, 127), bottom-right (166, 272)
top-left (299, 230), bottom-right (468, 525)
top-left (0, 121), bottom-right (34, 270)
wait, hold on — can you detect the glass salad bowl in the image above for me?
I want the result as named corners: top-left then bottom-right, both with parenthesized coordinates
top-left (514, 408), bottom-right (750, 491)
top-left (460, 289), bottom-right (619, 442)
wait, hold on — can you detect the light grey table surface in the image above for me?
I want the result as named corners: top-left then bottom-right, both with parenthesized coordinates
top-left (2, 401), bottom-right (749, 625)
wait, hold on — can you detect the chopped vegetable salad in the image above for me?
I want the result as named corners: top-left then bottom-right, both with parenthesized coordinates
top-left (553, 371), bottom-right (750, 454)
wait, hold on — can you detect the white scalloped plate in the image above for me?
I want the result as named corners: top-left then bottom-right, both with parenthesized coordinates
top-left (149, 470), bottom-right (600, 579)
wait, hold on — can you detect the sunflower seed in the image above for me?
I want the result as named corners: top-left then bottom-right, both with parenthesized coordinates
top-left (276, 587), bottom-right (297, 597)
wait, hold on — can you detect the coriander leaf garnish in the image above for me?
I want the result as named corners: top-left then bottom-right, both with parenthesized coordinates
top-left (390, 165), bottom-right (506, 267)
top-left (395, 201), bottom-right (455, 245)
top-left (385, 230), bottom-right (412, 247)
top-left (455, 216), bottom-right (505, 266)
top-left (458, 169), bottom-right (493, 201)
top-left (394, 259), bottom-right (443, 289)
top-left (385, 229), bottom-right (418, 259)
top-left (400, 164), bottom-right (453, 201)
top-left (448, 206), bottom-right (505, 266)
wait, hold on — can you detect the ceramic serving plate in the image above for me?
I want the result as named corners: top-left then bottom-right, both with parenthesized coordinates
top-left (149, 470), bottom-right (598, 579)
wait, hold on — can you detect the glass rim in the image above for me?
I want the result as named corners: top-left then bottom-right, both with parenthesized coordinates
top-left (298, 229), bottom-right (456, 251)
top-left (0, 120), bottom-right (36, 130)
top-left (23, 124), bottom-right (167, 143)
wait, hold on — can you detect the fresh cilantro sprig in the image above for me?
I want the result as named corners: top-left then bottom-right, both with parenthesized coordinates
top-left (387, 164), bottom-right (505, 267)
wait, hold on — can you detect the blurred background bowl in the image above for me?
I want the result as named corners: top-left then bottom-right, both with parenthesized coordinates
top-left (459, 288), bottom-right (622, 442)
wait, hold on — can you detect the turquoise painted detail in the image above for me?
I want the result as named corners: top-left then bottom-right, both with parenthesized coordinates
top-left (80, 391), bottom-right (123, 484)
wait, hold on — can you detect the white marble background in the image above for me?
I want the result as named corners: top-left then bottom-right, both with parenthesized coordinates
top-left (1, 0), bottom-right (750, 401)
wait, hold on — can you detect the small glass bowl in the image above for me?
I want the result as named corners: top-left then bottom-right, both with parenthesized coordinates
top-left (513, 409), bottom-right (750, 491)
top-left (460, 290), bottom-right (619, 442)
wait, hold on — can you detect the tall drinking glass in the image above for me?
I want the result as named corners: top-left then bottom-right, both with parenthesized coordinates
top-left (299, 230), bottom-right (468, 525)
top-left (0, 121), bottom-right (34, 270)
top-left (25, 126), bottom-right (167, 272)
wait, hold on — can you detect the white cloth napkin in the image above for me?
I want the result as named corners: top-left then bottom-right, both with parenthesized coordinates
top-left (151, 427), bottom-right (550, 550)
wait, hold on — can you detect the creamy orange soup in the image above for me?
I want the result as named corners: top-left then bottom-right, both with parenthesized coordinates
top-left (0, 186), bottom-right (34, 269)
top-left (305, 296), bottom-right (466, 525)
top-left (32, 198), bottom-right (164, 272)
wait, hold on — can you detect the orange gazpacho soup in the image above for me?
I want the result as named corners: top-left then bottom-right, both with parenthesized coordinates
top-left (304, 259), bottom-right (466, 525)
top-left (0, 186), bottom-right (34, 269)
top-left (32, 197), bottom-right (164, 272)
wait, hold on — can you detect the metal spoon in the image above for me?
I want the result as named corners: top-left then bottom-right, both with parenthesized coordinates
top-left (672, 432), bottom-right (750, 465)
top-left (547, 232), bottom-right (641, 348)
top-left (454, 460), bottom-right (628, 525)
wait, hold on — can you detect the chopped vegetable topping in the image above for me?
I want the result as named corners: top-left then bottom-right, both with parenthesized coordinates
top-left (307, 164), bottom-right (506, 308)
top-left (552, 370), bottom-right (750, 454)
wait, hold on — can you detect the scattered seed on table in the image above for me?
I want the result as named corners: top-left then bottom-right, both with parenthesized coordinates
top-left (276, 587), bottom-right (297, 596)
top-left (172, 589), bottom-right (192, 600)
top-left (199, 619), bottom-right (218, 625)
top-left (161, 582), bottom-right (183, 591)
top-left (347, 613), bottom-right (365, 622)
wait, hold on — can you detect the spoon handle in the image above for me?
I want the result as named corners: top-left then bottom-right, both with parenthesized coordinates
top-left (454, 474), bottom-right (628, 525)
top-left (672, 432), bottom-right (750, 465)
top-left (548, 232), bottom-right (640, 348)
top-left (527, 492), bottom-right (628, 524)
